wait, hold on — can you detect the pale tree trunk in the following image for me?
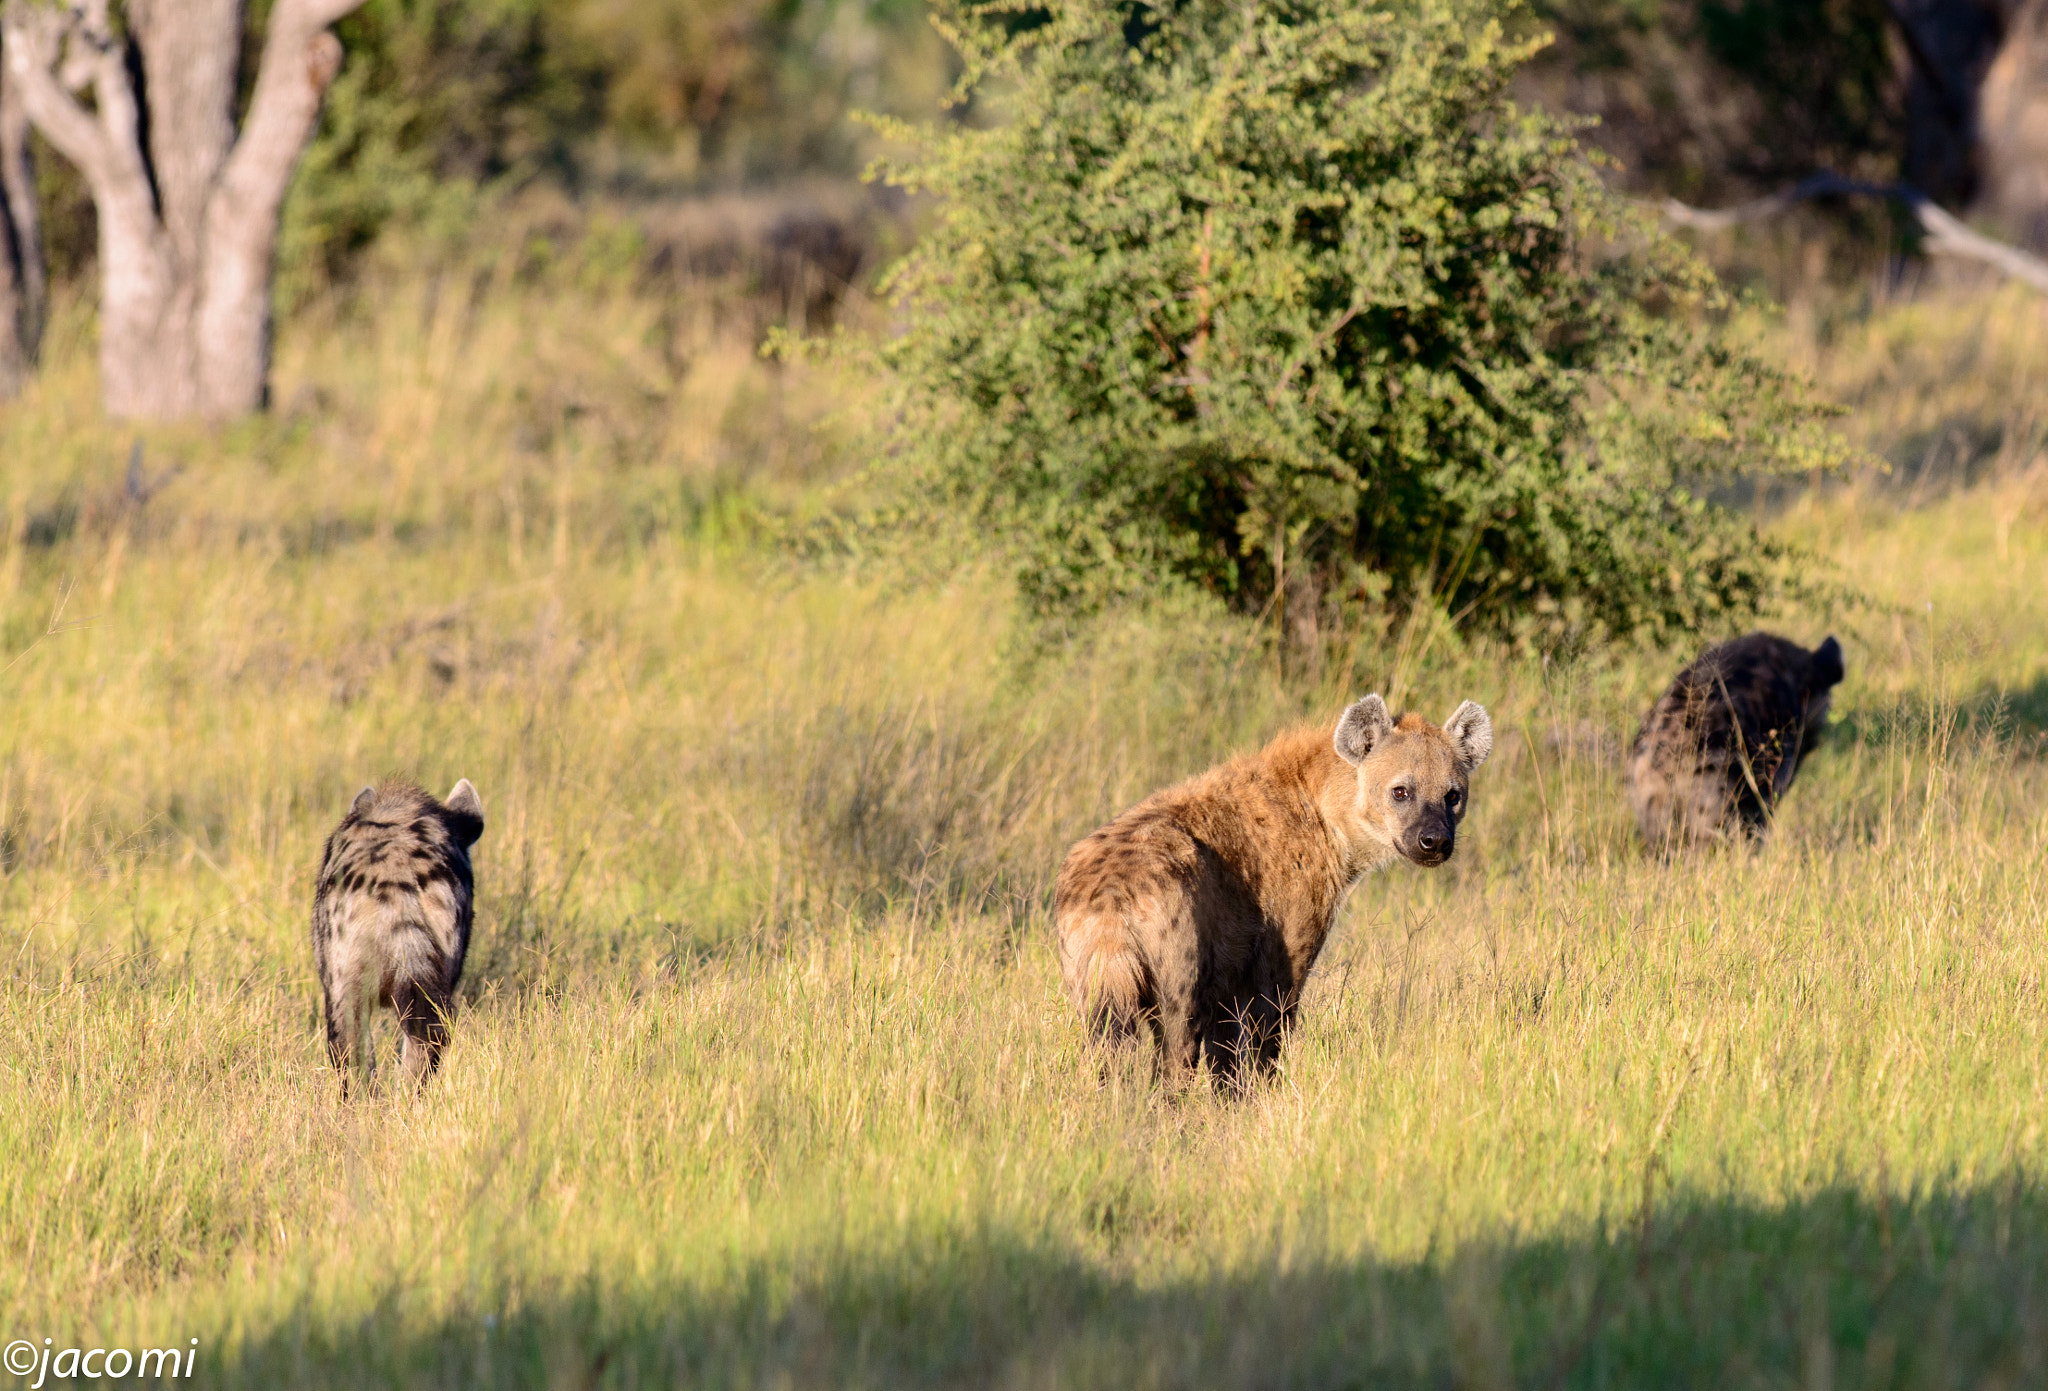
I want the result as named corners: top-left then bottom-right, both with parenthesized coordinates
top-left (1980, 0), bottom-right (2048, 248)
top-left (0, 34), bottom-right (44, 399)
top-left (0, 0), bottom-right (359, 420)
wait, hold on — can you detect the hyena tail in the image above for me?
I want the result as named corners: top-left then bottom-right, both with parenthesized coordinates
top-left (1059, 910), bottom-right (1150, 1040)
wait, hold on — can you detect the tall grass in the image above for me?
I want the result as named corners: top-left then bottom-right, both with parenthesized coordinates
top-left (4, 250), bottom-right (2048, 1386)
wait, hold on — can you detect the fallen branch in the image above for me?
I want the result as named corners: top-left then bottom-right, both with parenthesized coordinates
top-left (1660, 173), bottom-right (2048, 297)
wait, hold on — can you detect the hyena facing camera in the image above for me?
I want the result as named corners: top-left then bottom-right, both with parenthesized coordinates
top-left (312, 780), bottom-right (484, 1096)
top-left (1055, 694), bottom-right (1492, 1083)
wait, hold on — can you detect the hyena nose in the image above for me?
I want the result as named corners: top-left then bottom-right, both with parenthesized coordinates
top-left (1417, 830), bottom-right (1446, 853)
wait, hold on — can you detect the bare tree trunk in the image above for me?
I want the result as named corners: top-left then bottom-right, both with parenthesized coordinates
top-left (0, 34), bottom-right (44, 399)
top-left (198, 7), bottom-right (345, 415)
top-left (1980, 0), bottom-right (2048, 248)
top-left (1, 0), bottom-right (360, 420)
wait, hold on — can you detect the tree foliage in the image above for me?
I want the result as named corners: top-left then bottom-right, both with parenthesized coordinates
top-left (863, 0), bottom-right (1851, 643)
top-left (276, 0), bottom-right (952, 292)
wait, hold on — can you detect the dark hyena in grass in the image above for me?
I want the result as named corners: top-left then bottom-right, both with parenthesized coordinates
top-left (313, 780), bottom-right (484, 1095)
top-left (1628, 632), bottom-right (1845, 849)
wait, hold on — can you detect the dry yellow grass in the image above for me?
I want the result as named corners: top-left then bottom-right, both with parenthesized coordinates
top-left (4, 252), bottom-right (2048, 1386)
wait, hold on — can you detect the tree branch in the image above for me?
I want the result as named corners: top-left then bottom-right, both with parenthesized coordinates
top-left (0, 46), bottom-right (47, 360)
top-left (1660, 173), bottom-right (2048, 297)
top-left (195, 0), bottom-right (363, 414)
top-left (209, 0), bottom-right (360, 241)
top-left (1, 0), bottom-right (155, 224)
top-left (297, 0), bottom-right (368, 28)
top-left (0, 1), bottom-right (114, 188)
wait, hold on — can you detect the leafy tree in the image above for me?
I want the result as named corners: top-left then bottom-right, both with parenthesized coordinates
top-left (860, 0), bottom-right (1849, 645)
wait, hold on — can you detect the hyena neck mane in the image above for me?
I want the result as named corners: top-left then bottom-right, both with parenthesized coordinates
top-left (322, 781), bottom-right (481, 893)
top-left (1220, 723), bottom-right (1396, 913)
top-left (1240, 722), bottom-right (1407, 870)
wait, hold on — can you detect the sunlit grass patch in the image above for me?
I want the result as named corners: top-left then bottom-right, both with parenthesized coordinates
top-left (4, 270), bottom-right (2048, 1385)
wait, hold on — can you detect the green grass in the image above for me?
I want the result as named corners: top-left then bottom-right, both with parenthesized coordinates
top-left (5, 261), bottom-right (2048, 1387)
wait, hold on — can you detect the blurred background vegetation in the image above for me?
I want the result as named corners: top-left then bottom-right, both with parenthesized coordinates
top-left (1519, 0), bottom-right (1935, 298)
top-left (29, 0), bottom-right (957, 300)
top-left (10, 0), bottom-right (1980, 307)
top-left (14, 0), bottom-right (2039, 655)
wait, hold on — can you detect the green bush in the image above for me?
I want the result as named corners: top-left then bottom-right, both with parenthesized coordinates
top-left (860, 0), bottom-right (1850, 644)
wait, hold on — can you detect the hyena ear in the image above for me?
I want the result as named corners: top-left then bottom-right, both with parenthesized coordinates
top-left (1443, 701), bottom-right (1493, 771)
top-left (1809, 635), bottom-right (1845, 692)
top-left (351, 786), bottom-right (376, 816)
top-left (444, 778), bottom-right (485, 846)
top-left (1334, 695), bottom-right (1393, 767)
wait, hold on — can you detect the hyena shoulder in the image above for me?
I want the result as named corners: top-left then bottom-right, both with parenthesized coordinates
top-left (317, 781), bottom-right (483, 898)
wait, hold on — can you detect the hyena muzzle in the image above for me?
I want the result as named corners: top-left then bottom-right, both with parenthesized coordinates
top-left (312, 779), bottom-right (484, 1095)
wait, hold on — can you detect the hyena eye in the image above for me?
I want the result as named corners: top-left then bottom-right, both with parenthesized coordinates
top-left (1446, 789), bottom-right (1462, 808)
top-left (1391, 786), bottom-right (1410, 803)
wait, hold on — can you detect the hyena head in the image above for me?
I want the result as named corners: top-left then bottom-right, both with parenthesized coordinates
top-left (348, 778), bottom-right (486, 852)
top-left (1333, 695), bottom-right (1492, 867)
top-left (1802, 635), bottom-right (1845, 738)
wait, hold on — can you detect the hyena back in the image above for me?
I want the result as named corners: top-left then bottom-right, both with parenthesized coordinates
top-left (1055, 695), bottom-right (1491, 1082)
top-left (312, 779), bottom-right (484, 1095)
top-left (1627, 632), bottom-right (1844, 848)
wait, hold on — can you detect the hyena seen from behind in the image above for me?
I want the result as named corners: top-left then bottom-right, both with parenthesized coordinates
top-left (312, 780), bottom-right (484, 1096)
top-left (1627, 632), bottom-right (1844, 849)
top-left (1055, 694), bottom-right (1492, 1084)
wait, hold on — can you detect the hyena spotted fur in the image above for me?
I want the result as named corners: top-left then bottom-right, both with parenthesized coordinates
top-left (1055, 695), bottom-right (1492, 1082)
top-left (312, 780), bottom-right (484, 1095)
top-left (1627, 632), bottom-right (1844, 849)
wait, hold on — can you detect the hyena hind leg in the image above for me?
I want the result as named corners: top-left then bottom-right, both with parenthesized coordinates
top-left (1196, 996), bottom-right (1281, 1095)
top-left (394, 979), bottom-right (456, 1088)
top-left (322, 985), bottom-right (374, 1100)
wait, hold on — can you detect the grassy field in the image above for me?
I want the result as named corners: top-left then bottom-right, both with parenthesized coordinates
top-left (4, 250), bottom-right (2048, 1387)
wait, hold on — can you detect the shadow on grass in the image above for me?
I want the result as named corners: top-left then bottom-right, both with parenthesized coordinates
top-left (1972, 672), bottom-right (2048, 742)
top-left (217, 1179), bottom-right (2048, 1389)
top-left (1819, 672), bottom-right (2048, 754)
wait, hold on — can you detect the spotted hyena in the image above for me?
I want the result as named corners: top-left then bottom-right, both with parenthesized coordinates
top-left (1054, 695), bottom-right (1492, 1081)
top-left (312, 780), bottom-right (484, 1095)
top-left (1627, 632), bottom-right (1844, 849)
